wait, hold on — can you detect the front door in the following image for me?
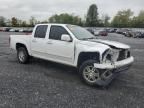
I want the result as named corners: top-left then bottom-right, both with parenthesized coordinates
top-left (46, 25), bottom-right (74, 64)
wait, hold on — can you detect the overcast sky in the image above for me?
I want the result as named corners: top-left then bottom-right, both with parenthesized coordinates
top-left (0, 0), bottom-right (143, 21)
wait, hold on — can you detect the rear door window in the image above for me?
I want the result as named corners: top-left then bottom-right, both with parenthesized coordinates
top-left (34, 25), bottom-right (48, 38)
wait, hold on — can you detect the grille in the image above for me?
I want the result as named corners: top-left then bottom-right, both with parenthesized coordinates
top-left (117, 49), bottom-right (130, 61)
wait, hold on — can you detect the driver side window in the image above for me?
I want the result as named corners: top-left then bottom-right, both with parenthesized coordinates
top-left (49, 26), bottom-right (69, 40)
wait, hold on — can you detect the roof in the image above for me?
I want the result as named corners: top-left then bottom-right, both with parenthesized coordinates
top-left (36, 23), bottom-right (69, 26)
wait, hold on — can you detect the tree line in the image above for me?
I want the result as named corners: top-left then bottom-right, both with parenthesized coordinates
top-left (0, 4), bottom-right (144, 28)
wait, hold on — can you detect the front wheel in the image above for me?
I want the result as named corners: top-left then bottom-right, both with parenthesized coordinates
top-left (79, 60), bottom-right (114, 86)
top-left (17, 47), bottom-right (29, 64)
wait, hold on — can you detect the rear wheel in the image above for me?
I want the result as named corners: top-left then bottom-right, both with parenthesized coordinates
top-left (17, 47), bottom-right (29, 64)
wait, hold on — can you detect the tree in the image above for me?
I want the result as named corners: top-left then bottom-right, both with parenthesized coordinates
top-left (6, 19), bottom-right (11, 27)
top-left (97, 19), bottom-right (104, 27)
top-left (29, 16), bottom-right (37, 27)
top-left (102, 14), bottom-right (110, 27)
top-left (17, 19), bottom-right (23, 27)
top-left (11, 17), bottom-right (18, 27)
top-left (21, 21), bottom-right (27, 27)
top-left (0, 16), bottom-right (6, 27)
top-left (86, 4), bottom-right (99, 27)
top-left (134, 10), bottom-right (144, 28)
top-left (49, 13), bottom-right (82, 25)
top-left (111, 9), bottom-right (133, 28)
top-left (41, 20), bottom-right (48, 24)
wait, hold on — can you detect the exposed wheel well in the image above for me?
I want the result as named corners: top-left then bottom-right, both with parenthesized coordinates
top-left (77, 52), bottom-right (100, 67)
top-left (16, 43), bottom-right (29, 54)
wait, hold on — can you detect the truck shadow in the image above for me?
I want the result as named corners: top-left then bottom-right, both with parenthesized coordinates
top-left (29, 58), bottom-right (118, 89)
top-left (8, 55), bottom-right (121, 89)
top-left (30, 58), bottom-right (82, 84)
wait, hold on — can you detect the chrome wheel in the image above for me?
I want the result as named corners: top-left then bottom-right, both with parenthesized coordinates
top-left (83, 66), bottom-right (100, 83)
top-left (17, 47), bottom-right (29, 64)
top-left (18, 50), bottom-right (25, 62)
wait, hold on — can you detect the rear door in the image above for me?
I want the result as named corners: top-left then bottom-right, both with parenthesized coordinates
top-left (46, 25), bottom-right (75, 64)
top-left (31, 25), bottom-right (48, 57)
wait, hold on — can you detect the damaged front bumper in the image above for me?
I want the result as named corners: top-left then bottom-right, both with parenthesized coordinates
top-left (94, 56), bottom-right (134, 73)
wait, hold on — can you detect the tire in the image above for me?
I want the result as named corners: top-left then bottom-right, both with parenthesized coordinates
top-left (17, 47), bottom-right (29, 64)
top-left (79, 60), bottom-right (114, 86)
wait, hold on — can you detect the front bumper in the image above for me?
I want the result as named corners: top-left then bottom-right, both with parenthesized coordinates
top-left (94, 56), bottom-right (134, 72)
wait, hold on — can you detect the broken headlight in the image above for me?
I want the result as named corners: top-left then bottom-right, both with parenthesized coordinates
top-left (102, 48), bottom-right (120, 63)
top-left (102, 49), bottom-right (113, 63)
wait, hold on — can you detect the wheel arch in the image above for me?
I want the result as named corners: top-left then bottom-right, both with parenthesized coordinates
top-left (16, 43), bottom-right (29, 55)
top-left (77, 52), bottom-right (100, 67)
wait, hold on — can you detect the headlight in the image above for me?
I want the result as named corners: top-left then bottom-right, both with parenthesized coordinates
top-left (102, 48), bottom-right (121, 63)
top-left (102, 49), bottom-right (113, 63)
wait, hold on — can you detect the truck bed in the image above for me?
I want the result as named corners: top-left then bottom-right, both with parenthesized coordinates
top-left (10, 35), bottom-right (31, 51)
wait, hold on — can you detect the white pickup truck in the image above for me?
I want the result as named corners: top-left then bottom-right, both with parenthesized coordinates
top-left (10, 24), bottom-right (134, 86)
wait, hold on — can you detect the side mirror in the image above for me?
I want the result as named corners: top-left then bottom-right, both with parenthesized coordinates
top-left (61, 34), bottom-right (72, 42)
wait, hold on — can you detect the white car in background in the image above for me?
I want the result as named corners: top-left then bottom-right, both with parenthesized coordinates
top-left (94, 29), bottom-right (101, 36)
top-left (9, 29), bottom-right (15, 32)
top-left (19, 29), bottom-right (25, 32)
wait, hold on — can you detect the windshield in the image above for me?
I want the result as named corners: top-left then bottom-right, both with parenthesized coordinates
top-left (67, 25), bottom-right (95, 40)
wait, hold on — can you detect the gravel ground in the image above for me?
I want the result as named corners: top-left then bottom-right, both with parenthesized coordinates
top-left (0, 32), bottom-right (144, 108)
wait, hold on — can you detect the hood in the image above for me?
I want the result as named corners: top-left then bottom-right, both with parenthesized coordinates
top-left (78, 40), bottom-right (110, 54)
top-left (89, 39), bottom-right (130, 49)
top-left (78, 40), bottom-right (110, 48)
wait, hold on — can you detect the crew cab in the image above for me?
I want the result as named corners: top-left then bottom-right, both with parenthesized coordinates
top-left (10, 24), bottom-right (134, 86)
